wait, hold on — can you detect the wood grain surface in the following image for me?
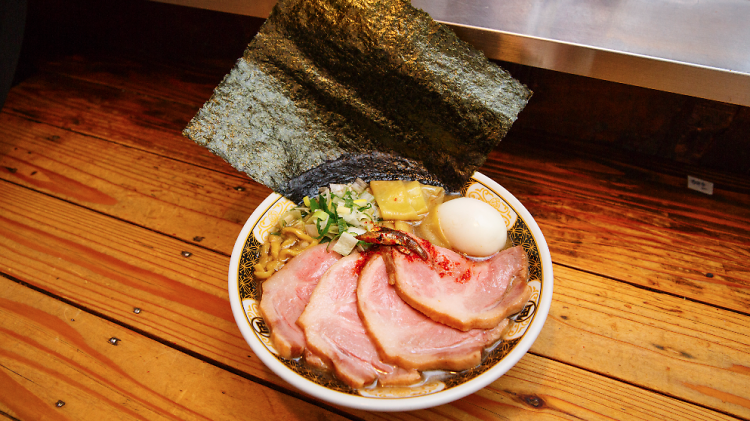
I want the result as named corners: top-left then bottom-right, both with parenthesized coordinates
top-left (0, 111), bottom-right (265, 253)
top-left (2, 50), bottom-right (749, 420)
top-left (0, 278), bottom-right (349, 421)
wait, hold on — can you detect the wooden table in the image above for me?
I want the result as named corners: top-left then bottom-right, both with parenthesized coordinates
top-left (1, 47), bottom-right (749, 420)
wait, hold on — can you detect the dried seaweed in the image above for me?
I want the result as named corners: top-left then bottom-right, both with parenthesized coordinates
top-left (184, 0), bottom-right (531, 202)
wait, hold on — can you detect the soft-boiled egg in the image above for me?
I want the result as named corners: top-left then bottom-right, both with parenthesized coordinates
top-left (437, 197), bottom-right (507, 257)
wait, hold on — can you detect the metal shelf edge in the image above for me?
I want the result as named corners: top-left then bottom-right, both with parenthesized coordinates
top-left (149, 0), bottom-right (750, 106)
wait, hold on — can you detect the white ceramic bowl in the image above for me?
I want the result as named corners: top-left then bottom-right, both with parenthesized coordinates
top-left (228, 172), bottom-right (553, 411)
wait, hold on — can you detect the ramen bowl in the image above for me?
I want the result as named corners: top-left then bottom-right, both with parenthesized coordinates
top-left (228, 172), bottom-right (553, 411)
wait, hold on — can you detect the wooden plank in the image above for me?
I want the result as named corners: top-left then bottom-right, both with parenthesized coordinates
top-left (0, 181), bottom-right (742, 419)
top-left (480, 140), bottom-right (750, 313)
top-left (360, 353), bottom-right (736, 421)
top-left (0, 278), bottom-right (351, 421)
top-left (0, 112), bottom-right (271, 255)
top-left (451, 355), bottom-right (734, 421)
top-left (533, 264), bottom-right (750, 419)
top-left (0, 178), bottom-right (278, 378)
top-left (3, 72), bottom-right (236, 175)
top-left (4, 271), bottom-right (728, 421)
top-left (41, 53), bottom-right (228, 106)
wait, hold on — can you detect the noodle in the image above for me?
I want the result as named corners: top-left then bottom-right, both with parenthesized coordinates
top-left (254, 227), bottom-right (321, 279)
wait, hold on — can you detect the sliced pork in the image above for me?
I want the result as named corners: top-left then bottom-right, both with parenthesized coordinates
top-left (357, 253), bottom-right (509, 371)
top-left (388, 241), bottom-right (530, 331)
top-left (259, 244), bottom-right (342, 359)
top-left (297, 252), bottom-right (420, 388)
top-left (495, 269), bottom-right (533, 320)
top-left (304, 349), bottom-right (331, 372)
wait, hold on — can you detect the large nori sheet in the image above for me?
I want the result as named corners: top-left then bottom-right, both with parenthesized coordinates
top-left (184, 0), bottom-right (531, 203)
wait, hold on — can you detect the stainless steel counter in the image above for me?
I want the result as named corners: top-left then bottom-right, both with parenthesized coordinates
top-left (152, 0), bottom-right (750, 106)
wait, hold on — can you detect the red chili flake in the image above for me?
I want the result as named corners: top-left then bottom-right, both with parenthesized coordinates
top-left (354, 250), bottom-right (374, 274)
top-left (436, 256), bottom-right (453, 274)
top-left (457, 267), bottom-right (473, 284)
top-left (420, 240), bottom-right (437, 257)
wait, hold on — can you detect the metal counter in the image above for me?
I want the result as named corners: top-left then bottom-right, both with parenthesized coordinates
top-left (152, 0), bottom-right (750, 106)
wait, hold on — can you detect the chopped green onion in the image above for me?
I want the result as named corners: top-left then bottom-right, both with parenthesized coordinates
top-left (276, 181), bottom-right (381, 255)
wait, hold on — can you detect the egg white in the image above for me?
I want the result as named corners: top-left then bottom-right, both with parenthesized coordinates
top-left (437, 197), bottom-right (507, 257)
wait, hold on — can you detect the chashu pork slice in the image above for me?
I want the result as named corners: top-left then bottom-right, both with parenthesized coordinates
top-left (259, 244), bottom-right (342, 359)
top-left (357, 253), bottom-right (509, 371)
top-left (388, 241), bottom-right (530, 331)
top-left (297, 252), bottom-right (420, 389)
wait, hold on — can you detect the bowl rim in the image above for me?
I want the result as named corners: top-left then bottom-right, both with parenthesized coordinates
top-left (227, 172), bottom-right (554, 411)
